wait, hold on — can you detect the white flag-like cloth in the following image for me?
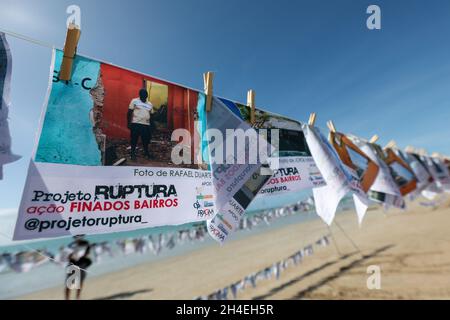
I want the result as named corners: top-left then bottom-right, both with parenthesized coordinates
top-left (0, 33), bottom-right (20, 179)
top-left (424, 156), bottom-right (450, 192)
top-left (303, 125), bottom-right (368, 225)
top-left (350, 137), bottom-right (404, 208)
top-left (206, 97), bottom-right (271, 243)
top-left (407, 153), bottom-right (442, 199)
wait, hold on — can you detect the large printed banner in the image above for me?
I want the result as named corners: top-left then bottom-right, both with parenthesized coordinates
top-left (14, 50), bottom-right (325, 241)
top-left (348, 136), bottom-right (404, 209)
top-left (14, 50), bottom-right (217, 240)
top-left (424, 156), bottom-right (450, 192)
top-left (396, 150), bottom-right (433, 199)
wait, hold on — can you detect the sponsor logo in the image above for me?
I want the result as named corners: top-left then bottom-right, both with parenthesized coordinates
top-left (203, 201), bottom-right (214, 207)
top-left (196, 194), bottom-right (214, 200)
top-left (217, 214), bottom-right (233, 230)
top-left (208, 224), bottom-right (225, 242)
top-left (216, 223), bottom-right (229, 236)
top-left (193, 200), bottom-right (215, 218)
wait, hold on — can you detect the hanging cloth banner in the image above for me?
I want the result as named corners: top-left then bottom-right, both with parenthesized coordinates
top-left (302, 125), bottom-right (369, 225)
top-left (0, 33), bottom-right (21, 179)
top-left (13, 49), bottom-right (218, 240)
top-left (411, 153), bottom-right (442, 199)
top-left (349, 136), bottom-right (404, 209)
top-left (328, 131), bottom-right (379, 193)
top-left (445, 159), bottom-right (450, 172)
top-left (424, 156), bottom-right (450, 192)
top-left (204, 97), bottom-right (272, 243)
top-left (382, 148), bottom-right (417, 196)
top-left (434, 157), bottom-right (450, 191)
top-left (395, 150), bottom-right (432, 199)
top-left (444, 159), bottom-right (450, 182)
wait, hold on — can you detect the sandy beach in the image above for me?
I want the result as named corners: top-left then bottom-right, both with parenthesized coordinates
top-left (19, 196), bottom-right (450, 300)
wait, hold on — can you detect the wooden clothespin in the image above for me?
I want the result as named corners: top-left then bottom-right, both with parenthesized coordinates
top-left (369, 134), bottom-right (379, 144)
top-left (203, 71), bottom-right (214, 112)
top-left (308, 113), bottom-right (316, 126)
top-left (326, 120), bottom-right (336, 133)
top-left (60, 23), bottom-right (81, 81)
top-left (385, 140), bottom-right (397, 149)
top-left (247, 89), bottom-right (255, 125)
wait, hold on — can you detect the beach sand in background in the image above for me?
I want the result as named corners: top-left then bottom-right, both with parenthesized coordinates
top-left (19, 197), bottom-right (450, 300)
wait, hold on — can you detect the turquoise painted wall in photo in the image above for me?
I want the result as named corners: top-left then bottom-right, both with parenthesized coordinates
top-left (35, 50), bottom-right (101, 165)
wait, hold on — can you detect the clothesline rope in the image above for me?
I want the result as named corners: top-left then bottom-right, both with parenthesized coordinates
top-left (334, 220), bottom-right (364, 255)
top-left (0, 230), bottom-right (93, 275)
top-left (199, 232), bottom-right (332, 300)
top-left (327, 225), bottom-right (342, 256)
top-left (0, 27), bottom-right (55, 50)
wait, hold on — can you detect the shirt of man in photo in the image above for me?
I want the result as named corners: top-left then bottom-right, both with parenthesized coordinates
top-left (127, 89), bottom-right (154, 160)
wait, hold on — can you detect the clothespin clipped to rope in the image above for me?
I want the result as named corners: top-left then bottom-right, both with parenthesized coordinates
top-left (418, 148), bottom-right (427, 156)
top-left (369, 134), bottom-right (379, 144)
top-left (308, 113), bottom-right (316, 126)
top-left (247, 89), bottom-right (255, 125)
top-left (405, 145), bottom-right (415, 153)
top-left (385, 140), bottom-right (397, 149)
top-left (60, 23), bottom-right (81, 81)
top-left (326, 120), bottom-right (336, 133)
top-left (203, 71), bottom-right (214, 112)
top-left (431, 152), bottom-right (442, 159)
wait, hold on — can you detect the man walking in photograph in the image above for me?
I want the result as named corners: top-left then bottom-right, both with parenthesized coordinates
top-left (127, 88), bottom-right (153, 160)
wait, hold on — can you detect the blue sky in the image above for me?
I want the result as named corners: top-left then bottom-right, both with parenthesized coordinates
top-left (1, 0), bottom-right (450, 212)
